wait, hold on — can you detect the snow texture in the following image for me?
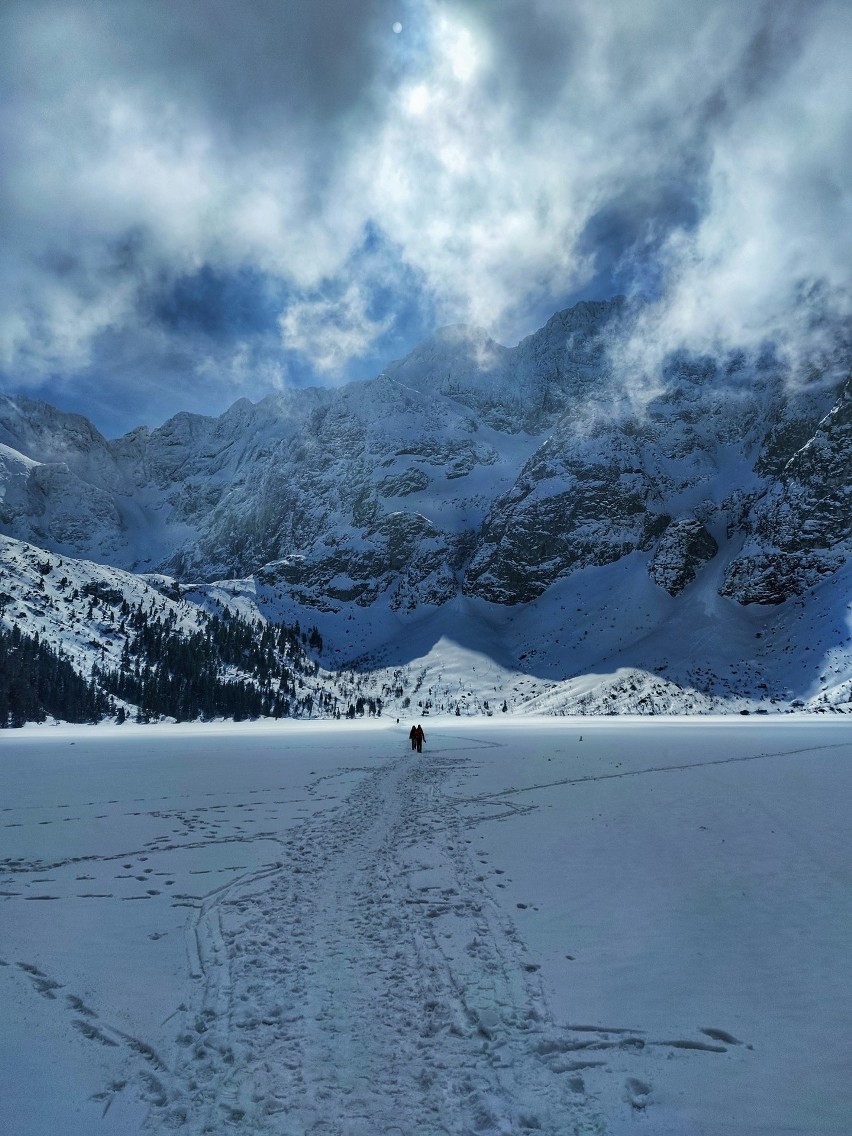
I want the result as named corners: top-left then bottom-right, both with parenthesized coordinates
top-left (2, 718), bottom-right (850, 1134)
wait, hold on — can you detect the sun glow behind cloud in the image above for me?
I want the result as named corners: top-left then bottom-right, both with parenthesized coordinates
top-left (0, 0), bottom-right (850, 430)
top-left (441, 16), bottom-right (481, 83)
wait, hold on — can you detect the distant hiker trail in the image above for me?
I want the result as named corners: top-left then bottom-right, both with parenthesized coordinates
top-left (154, 742), bottom-right (608, 1134)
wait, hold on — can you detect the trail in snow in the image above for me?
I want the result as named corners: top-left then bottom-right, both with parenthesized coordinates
top-left (449, 737), bottom-right (852, 801)
top-left (145, 739), bottom-right (612, 1134)
top-left (9, 721), bottom-right (849, 1133)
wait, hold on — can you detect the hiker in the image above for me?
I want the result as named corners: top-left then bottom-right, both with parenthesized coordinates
top-left (409, 724), bottom-right (418, 750)
top-left (414, 723), bottom-right (425, 753)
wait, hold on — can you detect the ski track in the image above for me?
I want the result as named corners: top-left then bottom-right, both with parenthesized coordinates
top-left (111, 749), bottom-right (568, 1131)
top-left (136, 746), bottom-right (609, 1134)
top-left (4, 738), bottom-right (748, 1134)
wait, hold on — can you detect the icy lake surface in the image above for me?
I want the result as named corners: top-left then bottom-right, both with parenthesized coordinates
top-left (1, 718), bottom-right (850, 1135)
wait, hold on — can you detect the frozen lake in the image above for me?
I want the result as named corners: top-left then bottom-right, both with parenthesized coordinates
top-left (1, 718), bottom-right (850, 1134)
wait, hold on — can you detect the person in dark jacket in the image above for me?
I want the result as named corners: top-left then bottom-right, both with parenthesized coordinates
top-left (414, 723), bottom-right (425, 753)
top-left (409, 724), bottom-right (418, 751)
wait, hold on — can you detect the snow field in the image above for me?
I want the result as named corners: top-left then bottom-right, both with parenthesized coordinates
top-left (1, 718), bottom-right (850, 1134)
top-left (447, 718), bottom-right (852, 1134)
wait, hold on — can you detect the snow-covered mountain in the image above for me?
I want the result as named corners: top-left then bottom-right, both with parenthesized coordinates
top-left (2, 297), bottom-right (851, 721)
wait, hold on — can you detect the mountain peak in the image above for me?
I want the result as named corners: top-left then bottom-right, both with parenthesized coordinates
top-left (1, 293), bottom-right (851, 721)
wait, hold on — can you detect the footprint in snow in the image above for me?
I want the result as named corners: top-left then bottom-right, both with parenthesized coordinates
top-left (624, 1078), bottom-right (651, 1111)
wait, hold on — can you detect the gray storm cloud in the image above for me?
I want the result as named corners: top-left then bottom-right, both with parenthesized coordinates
top-left (0, 0), bottom-right (849, 420)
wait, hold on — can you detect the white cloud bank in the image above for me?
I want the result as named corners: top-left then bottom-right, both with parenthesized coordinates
top-left (0, 0), bottom-right (849, 403)
top-left (620, 0), bottom-right (852, 377)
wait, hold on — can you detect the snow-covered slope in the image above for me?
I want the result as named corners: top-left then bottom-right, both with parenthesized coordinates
top-left (0, 535), bottom-right (355, 723)
top-left (0, 440), bottom-right (127, 561)
top-left (0, 533), bottom-right (203, 678)
top-left (2, 296), bottom-right (851, 721)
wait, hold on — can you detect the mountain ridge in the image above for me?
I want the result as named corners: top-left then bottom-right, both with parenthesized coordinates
top-left (2, 295), bottom-right (851, 722)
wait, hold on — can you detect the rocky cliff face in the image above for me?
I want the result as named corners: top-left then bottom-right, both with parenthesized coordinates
top-left (464, 420), bottom-right (655, 603)
top-left (722, 376), bottom-right (852, 603)
top-left (0, 440), bottom-right (127, 560)
top-left (1, 299), bottom-right (849, 620)
top-left (648, 518), bottom-right (719, 597)
top-left (462, 343), bottom-right (847, 606)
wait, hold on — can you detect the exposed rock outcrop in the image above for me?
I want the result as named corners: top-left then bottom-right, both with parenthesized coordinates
top-left (648, 518), bottom-right (718, 596)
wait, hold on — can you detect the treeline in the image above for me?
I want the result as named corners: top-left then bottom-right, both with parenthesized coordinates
top-left (0, 624), bottom-right (113, 727)
top-left (1, 598), bottom-right (329, 726)
top-left (94, 604), bottom-right (320, 723)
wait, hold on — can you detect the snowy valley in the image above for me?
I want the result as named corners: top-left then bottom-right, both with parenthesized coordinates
top-left (4, 3), bottom-right (851, 1134)
top-left (3, 315), bottom-right (850, 1135)
top-left (2, 298), bottom-right (852, 724)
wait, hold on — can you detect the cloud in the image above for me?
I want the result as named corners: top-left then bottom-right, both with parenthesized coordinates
top-left (280, 283), bottom-right (395, 376)
top-left (615, 0), bottom-right (852, 382)
top-left (0, 0), bottom-right (849, 430)
top-left (0, 0), bottom-right (394, 378)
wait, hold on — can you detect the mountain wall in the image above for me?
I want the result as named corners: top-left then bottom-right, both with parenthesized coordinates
top-left (2, 297), bottom-right (851, 720)
top-left (3, 298), bottom-right (848, 611)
